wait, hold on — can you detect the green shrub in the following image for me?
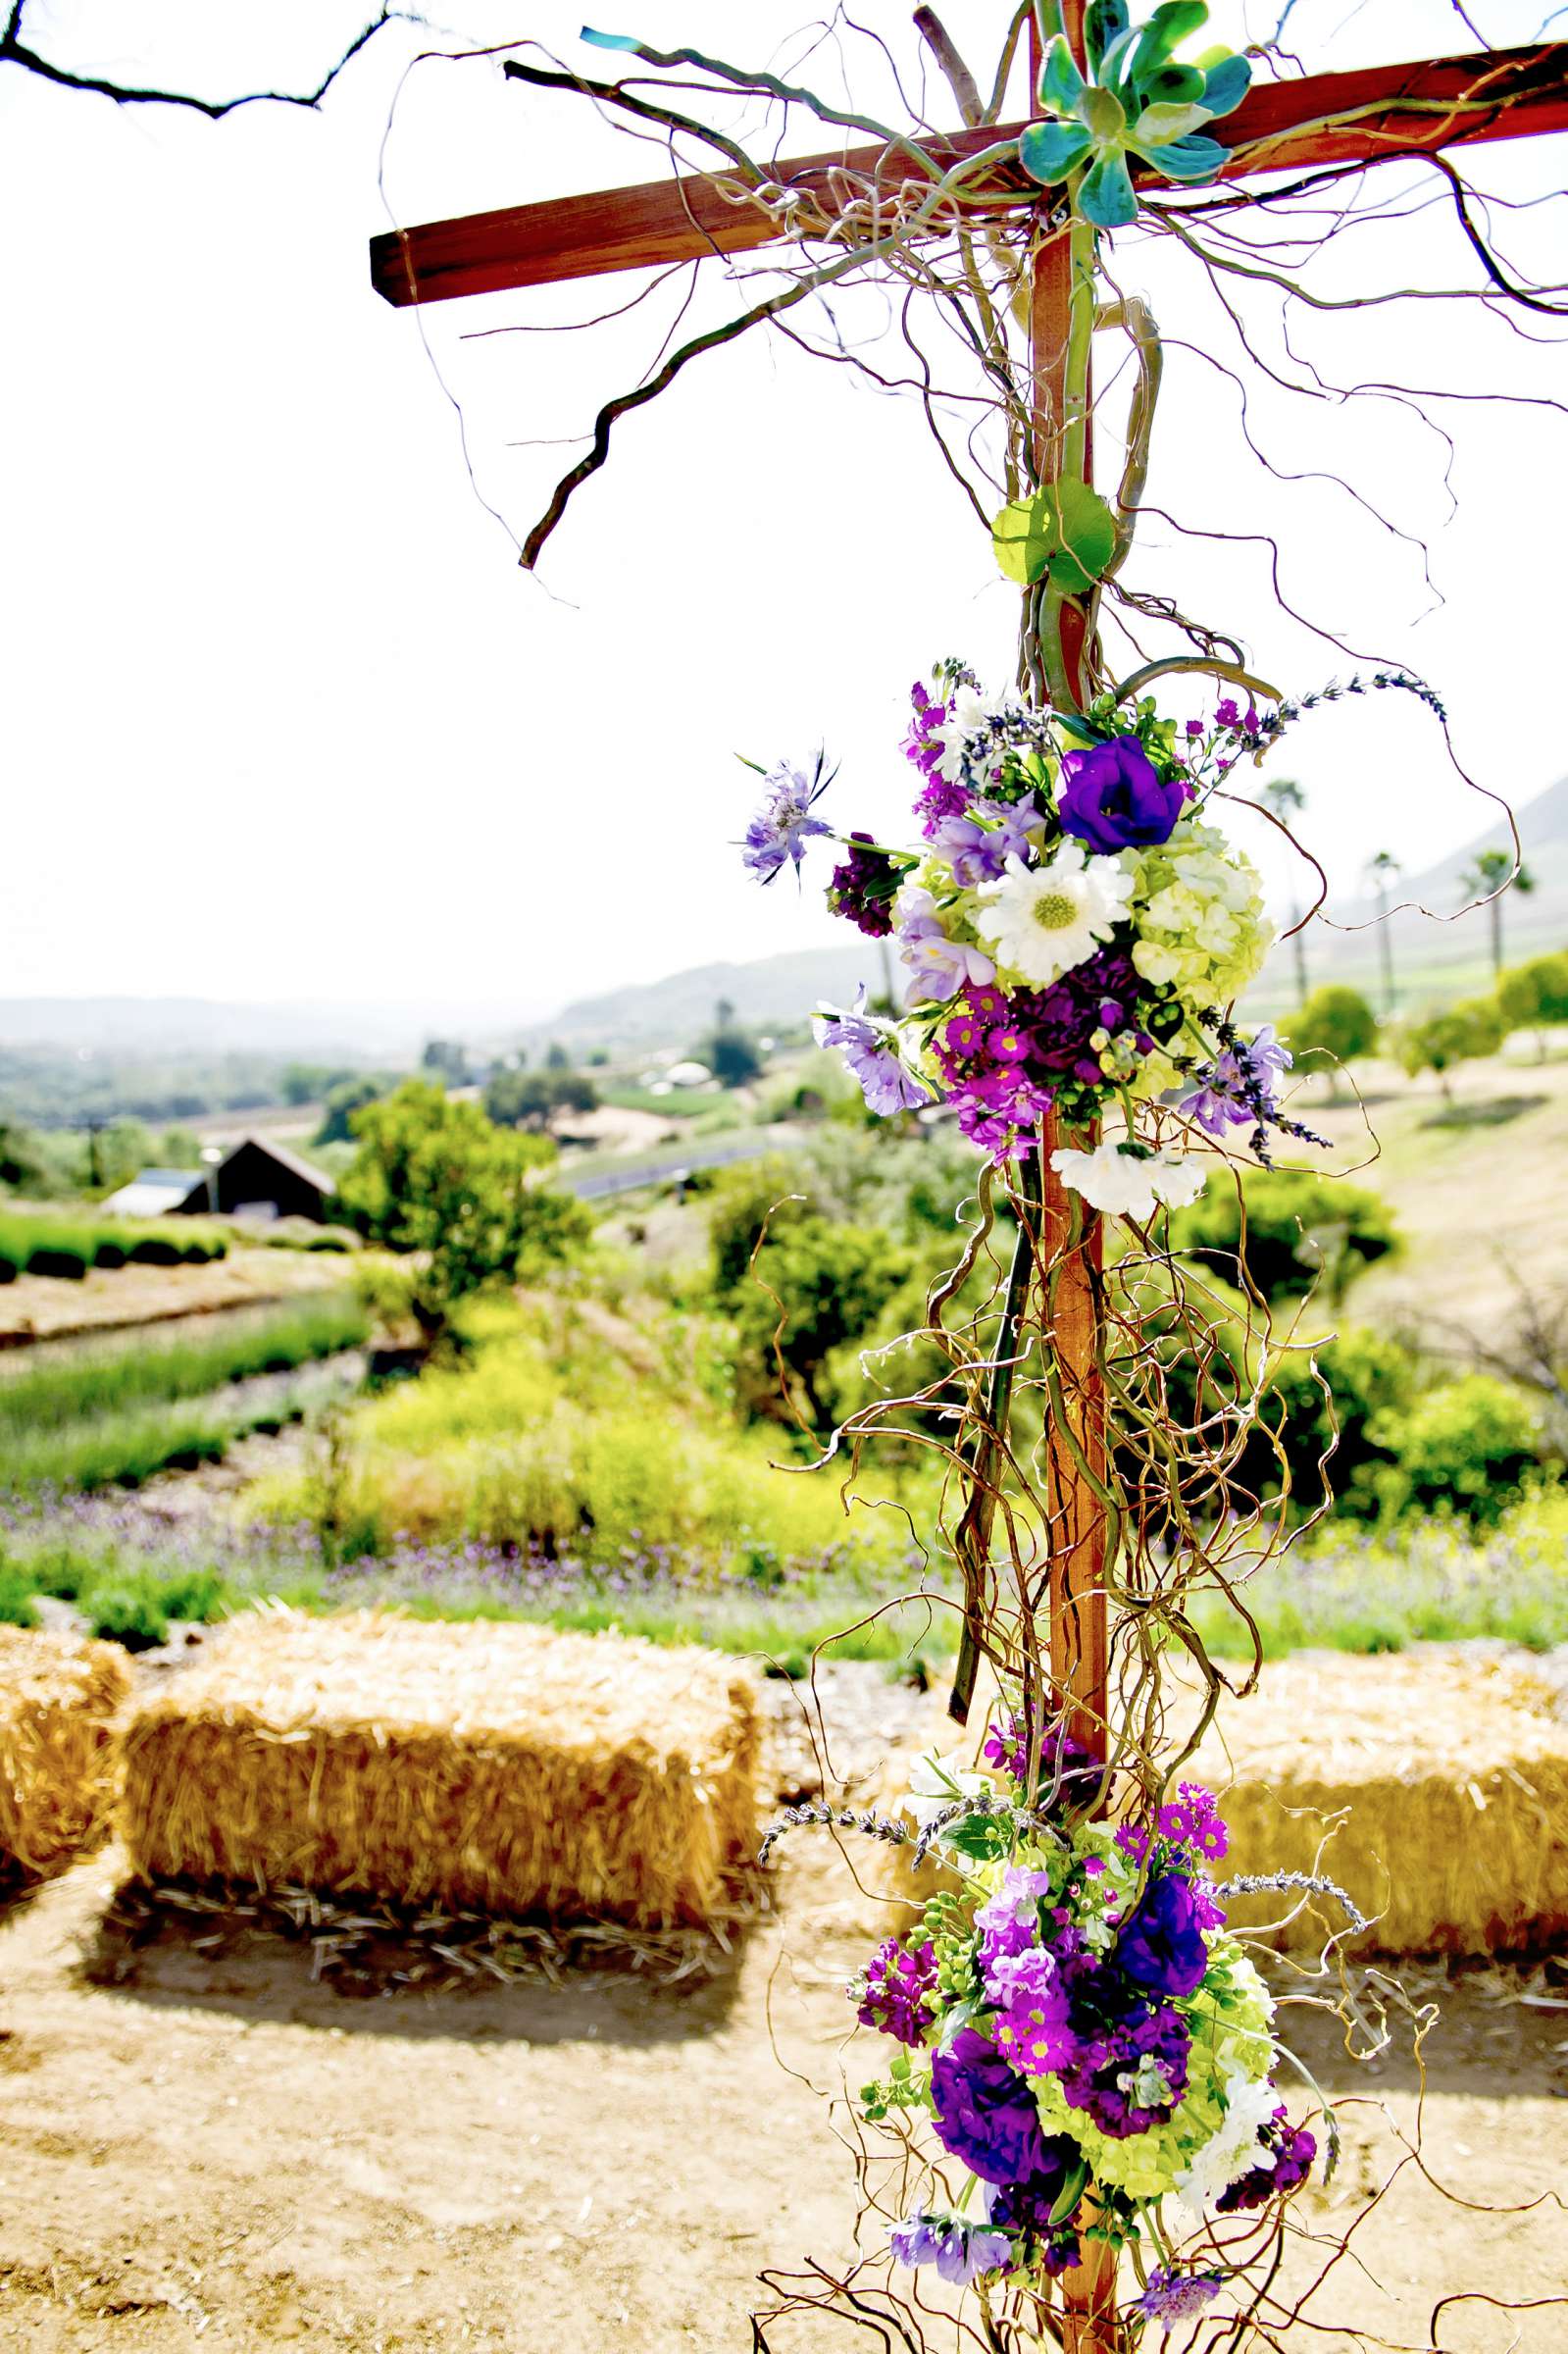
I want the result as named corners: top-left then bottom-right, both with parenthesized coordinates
top-left (0, 1565), bottom-right (38, 1627)
top-left (87, 1583), bottom-right (170, 1651)
top-left (91, 1236), bottom-right (127, 1270)
top-left (18, 1541), bottom-right (98, 1601)
top-left (27, 1240), bottom-right (89, 1281)
top-left (1171, 1170), bottom-right (1400, 1305)
top-left (1366, 1374), bottom-right (1545, 1526)
top-left (154, 1567), bottom-right (229, 1621)
top-left (125, 1233), bottom-right (183, 1265)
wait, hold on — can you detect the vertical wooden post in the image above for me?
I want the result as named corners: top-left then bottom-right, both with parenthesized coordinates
top-left (1029, 9), bottom-right (1119, 2349)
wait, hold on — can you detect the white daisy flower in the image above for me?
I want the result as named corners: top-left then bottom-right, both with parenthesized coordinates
top-left (905, 1748), bottom-right (990, 1829)
top-left (1050, 1140), bottom-right (1207, 1220)
top-left (974, 844), bottom-right (1134, 986)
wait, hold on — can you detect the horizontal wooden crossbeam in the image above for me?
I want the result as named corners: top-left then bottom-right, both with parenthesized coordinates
top-left (370, 40), bottom-right (1568, 307)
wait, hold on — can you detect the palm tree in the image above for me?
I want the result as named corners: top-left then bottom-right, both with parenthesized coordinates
top-left (1460, 847), bottom-right (1537, 979)
top-left (1260, 777), bottom-right (1309, 1005)
top-left (1366, 849), bottom-right (1402, 1016)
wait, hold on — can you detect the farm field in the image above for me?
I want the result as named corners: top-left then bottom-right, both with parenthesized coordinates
top-left (0, 1248), bottom-right (346, 1349)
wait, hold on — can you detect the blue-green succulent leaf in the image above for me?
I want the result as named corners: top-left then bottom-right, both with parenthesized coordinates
top-left (1140, 131), bottom-right (1230, 180)
top-left (1199, 53), bottom-right (1252, 118)
top-left (1039, 34), bottom-right (1087, 117)
top-left (1128, 0), bottom-right (1210, 83)
top-left (1084, 1), bottom-right (1131, 77)
top-left (1018, 119), bottom-right (1093, 185)
top-left (580, 26), bottom-right (643, 52)
top-left (1132, 99), bottom-right (1213, 142)
top-left (1079, 148), bottom-right (1138, 228)
top-left (1096, 25), bottom-right (1142, 94)
top-left (1142, 62), bottom-right (1207, 105)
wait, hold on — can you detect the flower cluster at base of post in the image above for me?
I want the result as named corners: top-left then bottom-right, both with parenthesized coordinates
top-left (851, 1710), bottom-right (1322, 2326)
top-left (740, 660), bottom-right (1326, 1215)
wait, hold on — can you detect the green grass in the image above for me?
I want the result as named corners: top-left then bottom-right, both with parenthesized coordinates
top-left (0, 1294), bottom-right (367, 1494)
top-left (0, 1292), bottom-right (367, 1440)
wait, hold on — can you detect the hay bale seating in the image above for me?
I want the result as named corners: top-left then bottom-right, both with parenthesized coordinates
top-left (875, 1650), bottom-right (1568, 1958)
top-left (1189, 1650), bottom-right (1568, 1957)
top-left (119, 1611), bottom-right (759, 1929)
top-left (0, 1624), bottom-right (132, 1886)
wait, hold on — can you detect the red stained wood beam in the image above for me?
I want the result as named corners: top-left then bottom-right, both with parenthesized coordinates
top-left (370, 41), bottom-right (1568, 307)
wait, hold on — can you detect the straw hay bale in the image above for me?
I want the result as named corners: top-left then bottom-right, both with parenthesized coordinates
top-left (118, 1611), bottom-right (759, 1928)
top-left (867, 1650), bottom-right (1568, 1957)
top-left (0, 1624), bottom-right (131, 1885)
top-left (1189, 1650), bottom-right (1568, 1957)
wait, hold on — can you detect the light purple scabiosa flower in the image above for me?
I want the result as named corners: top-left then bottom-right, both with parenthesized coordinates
top-left (895, 890), bottom-right (997, 1004)
top-left (929, 796), bottom-right (1041, 888)
top-left (741, 749), bottom-right (835, 882)
top-left (888, 2216), bottom-right (1014, 2287)
top-left (1133, 2266), bottom-right (1224, 2333)
top-left (813, 987), bottom-right (931, 1117)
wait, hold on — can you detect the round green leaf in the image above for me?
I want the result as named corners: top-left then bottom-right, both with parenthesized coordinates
top-left (991, 490), bottom-right (1059, 585)
top-left (1046, 480), bottom-right (1118, 592)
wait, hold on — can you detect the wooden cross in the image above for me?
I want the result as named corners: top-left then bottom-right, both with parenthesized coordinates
top-left (368, 21), bottom-right (1565, 2353)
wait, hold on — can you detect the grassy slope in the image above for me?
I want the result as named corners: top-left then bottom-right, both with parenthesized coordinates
top-left (1281, 1046), bottom-right (1568, 1340)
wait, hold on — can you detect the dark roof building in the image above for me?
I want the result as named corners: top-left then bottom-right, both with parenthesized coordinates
top-left (105, 1136), bottom-right (335, 1224)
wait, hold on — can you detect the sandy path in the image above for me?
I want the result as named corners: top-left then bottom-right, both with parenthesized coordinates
top-left (2, 1819), bottom-right (1566, 2354)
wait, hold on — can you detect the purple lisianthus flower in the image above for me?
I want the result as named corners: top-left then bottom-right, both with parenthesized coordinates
top-left (896, 892), bottom-right (996, 1004)
top-left (1115, 1868), bottom-right (1210, 1999)
top-left (854, 1933), bottom-right (936, 2047)
top-left (983, 2155), bottom-right (1086, 2277)
top-left (1216, 2108), bottom-right (1318, 2213)
top-left (888, 2215), bottom-right (1013, 2287)
top-left (741, 749), bottom-right (835, 881)
top-left (813, 988), bottom-right (931, 1117)
top-left (827, 833), bottom-right (903, 937)
top-left (1057, 736), bottom-right (1187, 855)
top-left (930, 2028), bottom-right (1050, 2184)
top-left (1133, 2266), bottom-right (1224, 2332)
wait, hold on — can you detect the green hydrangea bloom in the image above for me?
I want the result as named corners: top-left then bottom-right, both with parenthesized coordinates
top-left (1034, 1938), bottom-right (1275, 2200)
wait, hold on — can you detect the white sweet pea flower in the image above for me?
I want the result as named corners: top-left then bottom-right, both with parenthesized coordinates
top-left (1167, 2068), bottom-right (1282, 2235)
top-left (1050, 1140), bottom-right (1207, 1220)
top-left (933, 685), bottom-right (1009, 784)
top-left (974, 844), bottom-right (1134, 987)
top-left (905, 1747), bottom-right (990, 1830)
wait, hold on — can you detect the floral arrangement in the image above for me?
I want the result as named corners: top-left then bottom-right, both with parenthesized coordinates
top-left (743, 660), bottom-right (1323, 1213)
top-left (853, 1708), bottom-right (1322, 2326)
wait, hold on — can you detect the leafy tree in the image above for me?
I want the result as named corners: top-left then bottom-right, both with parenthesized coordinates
top-left (1171, 1169), bottom-right (1401, 1306)
top-left (731, 1216), bottom-right (912, 1428)
top-left (485, 1069), bottom-right (599, 1132)
top-left (705, 1027), bottom-right (764, 1089)
top-left (1366, 848), bottom-right (1402, 1016)
top-left (281, 1062), bottom-right (354, 1106)
top-left (0, 1119), bottom-right (46, 1193)
top-left (336, 1081), bottom-right (589, 1351)
top-left (1283, 985), bottom-right (1379, 1101)
top-left (316, 1075), bottom-right (388, 1146)
top-left (1460, 846), bottom-right (1537, 978)
top-left (421, 1037), bottom-right (469, 1086)
top-left (545, 1042), bottom-right (571, 1070)
top-left (1396, 997), bottom-right (1505, 1101)
top-left (1496, 950), bottom-right (1568, 1060)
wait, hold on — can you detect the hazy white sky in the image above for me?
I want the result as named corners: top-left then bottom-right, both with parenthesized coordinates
top-left (3, 0), bottom-right (1563, 1020)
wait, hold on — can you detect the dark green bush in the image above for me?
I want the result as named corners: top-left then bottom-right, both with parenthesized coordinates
top-left (92, 1237), bottom-right (127, 1269)
top-left (0, 1565), bottom-right (39, 1627)
top-left (1366, 1375), bottom-right (1545, 1526)
top-left (125, 1234), bottom-right (183, 1265)
top-left (27, 1243), bottom-right (88, 1281)
top-left (86, 1583), bottom-right (170, 1651)
top-left (1171, 1170), bottom-right (1400, 1305)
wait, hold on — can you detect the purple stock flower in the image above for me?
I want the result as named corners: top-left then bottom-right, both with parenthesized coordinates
top-left (814, 988), bottom-right (932, 1118)
top-left (1115, 1868), bottom-right (1210, 1999)
top-left (1056, 1999), bottom-right (1190, 2138)
top-left (1133, 2266), bottom-right (1224, 2332)
top-left (855, 1934), bottom-right (936, 2047)
top-left (1216, 2108), bottom-right (1318, 2212)
top-left (975, 1866), bottom-right (1053, 1978)
top-left (741, 750), bottom-right (835, 882)
top-left (930, 2028), bottom-right (1051, 2184)
top-left (1057, 737), bottom-right (1188, 855)
top-left (990, 1948), bottom-right (1075, 2078)
top-left (982, 1707), bottom-right (1101, 1811)
top-left (828, 832), bottom-right (902, 937)
top-left (888, 2215), bottom-right (1014, 2286)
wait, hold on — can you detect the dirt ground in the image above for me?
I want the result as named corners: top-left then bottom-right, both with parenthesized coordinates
top-left (3, 1678), bottom-right (1566, 2354)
